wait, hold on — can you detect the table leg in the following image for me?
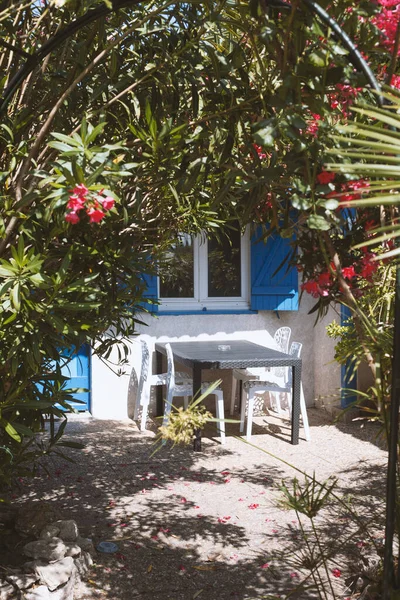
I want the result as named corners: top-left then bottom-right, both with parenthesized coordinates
top-left (291, 363), bottom-right (302, 445)
top-left (193, 364), bottom-right (202, 452)
top-left (156, 350), bottom-right (164, 417)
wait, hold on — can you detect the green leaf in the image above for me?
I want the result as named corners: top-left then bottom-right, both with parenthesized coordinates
top-left (253, 120), bottom-right (276, 147)
top-left (3, 421), bottom-right (21, 442)
top-left (317, 199), bottom-right (339, 210)
top-left (307, 215), bottom-right (331, 230)
top-left (309, 50), bottom-right (327, 68)
top-left (51, 132), bottom-right (82, 147)
top-left (291, 194), bottom-right (312, 210)
top-left (48, 141), bottom-right (75, 153)
top-left (11, 283), bottom-right (21, 311)
top-left (86, 122), bottom-right (107, 145)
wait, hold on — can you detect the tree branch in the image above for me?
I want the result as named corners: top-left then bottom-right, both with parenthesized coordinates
top-left (0, 0), bottom-right (146, 114)
top-left (0, 37), bottom-right (30, 58)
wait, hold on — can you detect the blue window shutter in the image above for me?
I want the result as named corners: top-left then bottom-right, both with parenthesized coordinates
top-left (142, 272), bottom-right (158, 313)
top-left (250, 227), bottom-right (298, 311)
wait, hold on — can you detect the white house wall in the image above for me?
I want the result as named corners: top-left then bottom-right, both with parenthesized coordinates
top-left (90, 292), bottom-right (342, 420)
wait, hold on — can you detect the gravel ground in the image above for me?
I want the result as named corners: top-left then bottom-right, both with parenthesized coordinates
top-left (10, 409), bottom-right (387, 600)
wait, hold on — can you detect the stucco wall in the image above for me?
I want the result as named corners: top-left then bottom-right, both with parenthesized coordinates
top-left (90, 292), bottom-right (341, 420)
top-left (313, 307), bottom-right (342, 412)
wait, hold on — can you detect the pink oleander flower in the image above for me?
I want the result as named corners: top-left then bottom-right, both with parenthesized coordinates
top-left (71, 183), bottom-right (89, 198)
top-left (87, 207), bottom-right (105, 223)
top-left (67, 195), bottom-right (85, 211)
top-left (65, 211), bottom-right (80, 224)
top-left (100, 196), bottom-right (115, 211)
top-left (342, 266), bottom-right (356, 279)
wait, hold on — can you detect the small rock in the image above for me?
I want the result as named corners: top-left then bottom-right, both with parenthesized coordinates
top-left (40, 525), bottom-right (61, 540)
top-left (23, 538), bottom-right (67, 562)
top-left (56, 521), bottom-right (78, 543)
top-left (76, 536), bottom-right (94, 552)
top-left (65, 543), bottom-right (81, 558)
top-left (34, 556), bottom-right (74, 591)
top-left (0, 581), bottom-right (16, 600)
top-left (6, 572), bottom-right (38, 590)
top-left (74, 551), bottom-right (93, 578)
top-left (16, 503), bottom-right (59, 537)
top-left (24, 584), bottom-right (51, 600)
top-left (23, 560), bottom-right (47, 574)
top-left (49, 566), bottom-right (76, 600)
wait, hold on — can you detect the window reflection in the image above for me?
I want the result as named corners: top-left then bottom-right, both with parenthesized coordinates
top-left (159, 234), bottom-right (194, 298)
top-left (208, 226), bottom-right (241, 297)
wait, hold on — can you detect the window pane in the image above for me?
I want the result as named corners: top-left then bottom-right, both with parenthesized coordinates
top-left (159, 234), bottom-right (194, 298)
top-left (208, 227), bottom-right (241, 297)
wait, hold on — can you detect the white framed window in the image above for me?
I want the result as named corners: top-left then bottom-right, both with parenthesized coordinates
top-left (158, 225), bottom-right (250, 311)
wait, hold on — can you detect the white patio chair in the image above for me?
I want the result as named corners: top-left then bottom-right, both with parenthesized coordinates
top-left (163, 343), bottom-right (226, 444)
top-left (133, 340), bottom-right (190, 431)
top-left (230, 326), bottom-right (291, 415)
top-left (240, 341), bottom-right (310, 442)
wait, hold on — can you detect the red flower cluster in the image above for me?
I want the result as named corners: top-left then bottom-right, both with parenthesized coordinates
top-left (306, 113), bottom-right (321, 137)
top-left (372, 0), bottom-right (400, 55)
top-left (253, 144), bottom-right (268, 160)
top-left (329, 84), bottom-right (362, 118)
top-left (391, 74), bottom-right (400, 89)
top-left (339, 179), bottom-right (370, 206)
top-left (301, 251), bottom-right (379, 299)
top-left (316, 171), bottom-right (335, 185)
top-left (65, 184), bottom-right (115, 224)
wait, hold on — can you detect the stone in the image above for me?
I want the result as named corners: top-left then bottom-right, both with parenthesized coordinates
top-left (23, 560), bottom-right (47, 574)
top-left (23, 538), bottom-right (67, 562)
top-left (49, 566), bottom-right (76, 600)
top-left (74, 551), bottom-right (93, 578)
top-left (6, 573), bottom-right (38, 590)
top-left (64, 544), bottom-right (81, 558)
top-left (15, 503), bottom-right (60, 537)
top-left (75, 536), bottom-right (94, 552)
top-left (0, 505), bottom-right (17, 525)
top-left (0, 581), bottom-right (16, 600)
top-left (40, 525), bottom-right (61, 540)
top-left (55, 521), bottom-right (78, 543)
top-left (34, 557), bottom-right (74, 591)
top-left (24, 585), bottom-right (51, 600)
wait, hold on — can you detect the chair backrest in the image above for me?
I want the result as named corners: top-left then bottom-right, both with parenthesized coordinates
top-left (286, 341), bottom-right (302, 387)
top-left (289, 341), bottom-right (302, 358)
top-left (165, 343), bottom-right (176, 391)
top-left (273, 327), bottom-right (291, 377)
top-left (274, 326), bottom-right (291, 354)
top-left (140, 340), bottom-right (150, 382)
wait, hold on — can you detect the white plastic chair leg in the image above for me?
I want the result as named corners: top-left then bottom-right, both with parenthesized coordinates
top-left (215, 392), bottom-right (226, 444)
top-left (239, 389), bottom-right (246, 433)
top-left (288, 384), bottom-right (311, 442)
top-left (133, 387), bottom-right (140, 421)
top-left (246, 394), bottom-right (255, 441)
top-left (139, 387), bottom-right (150, 431)
top-left (230, 376), bottom-right (237, 415)
top-left (300, 384), bottom-right (311, 442)
top-left (269, 391), bottom-right (280, 413)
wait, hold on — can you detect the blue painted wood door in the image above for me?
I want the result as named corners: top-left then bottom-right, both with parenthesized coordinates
top-left (60, 345), bottom-right (91, 411)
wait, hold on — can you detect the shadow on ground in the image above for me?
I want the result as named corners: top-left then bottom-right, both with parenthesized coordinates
top-left (7, 415), bottom-right (386, 600)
